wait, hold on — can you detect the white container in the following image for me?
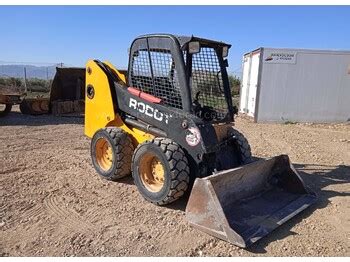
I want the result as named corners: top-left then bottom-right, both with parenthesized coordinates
top-left (239, 47), bottom-right (350, 123)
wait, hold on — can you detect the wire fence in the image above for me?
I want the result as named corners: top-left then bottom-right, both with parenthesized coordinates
top-left (0, 59), bottom-right (242, 100)
top-left (0, 61), bottom-right (70, 94)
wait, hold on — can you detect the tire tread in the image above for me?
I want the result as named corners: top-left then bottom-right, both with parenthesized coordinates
top-left (132, 137), bottom-right (190, 205)
top-left (95, 127), bottom-right (134, 181)
top-left (230, 128), bottom-right (253, 164)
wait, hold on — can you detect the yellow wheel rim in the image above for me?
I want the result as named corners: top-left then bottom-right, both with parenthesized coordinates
top-left (139, 152), bottom-right (165, 193)
top-left (95, 138), bottom-right (113, 171)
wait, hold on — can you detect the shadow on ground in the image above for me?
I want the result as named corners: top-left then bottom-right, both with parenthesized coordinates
top-left (247, 163), bottom-right (350, 253)
top-left (0, 111), bottom-right (83, 126)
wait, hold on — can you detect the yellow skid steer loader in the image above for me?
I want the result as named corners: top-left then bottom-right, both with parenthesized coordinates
top-left (84, 34), bottom-right (317, 247)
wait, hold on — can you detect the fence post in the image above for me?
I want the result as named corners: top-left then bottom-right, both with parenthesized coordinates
top-left (24, 67), bottom-right (28, 93)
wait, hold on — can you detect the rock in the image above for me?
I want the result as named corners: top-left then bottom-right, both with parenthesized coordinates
top-left (209, 241), bottom-right (216, 248)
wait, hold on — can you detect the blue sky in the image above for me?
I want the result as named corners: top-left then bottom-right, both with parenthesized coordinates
top-left (0, 6), bottom-right (349, 74)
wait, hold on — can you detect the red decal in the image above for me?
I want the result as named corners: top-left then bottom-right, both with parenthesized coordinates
top-left (127, 87), bottom-right (162, 104)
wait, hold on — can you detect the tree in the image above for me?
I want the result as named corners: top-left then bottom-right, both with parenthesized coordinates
top-left (228, 75), bottom-right (241, 96)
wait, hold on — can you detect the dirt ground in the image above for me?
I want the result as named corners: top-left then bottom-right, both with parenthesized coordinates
top-left (1, 106), bottom-right (349, 256)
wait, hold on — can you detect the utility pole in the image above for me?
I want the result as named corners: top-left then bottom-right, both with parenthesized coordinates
top-left (46, 67), bottom-right (49, 92)
top-left (24, 67), bottom-right (28, 94)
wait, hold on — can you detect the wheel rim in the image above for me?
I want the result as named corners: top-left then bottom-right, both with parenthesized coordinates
top-left (139, 152), bottom-right (165, 193)
top-left (0, 104), bottom-right (6, 111)
top-left (95, 138), bottom-right (113, 171)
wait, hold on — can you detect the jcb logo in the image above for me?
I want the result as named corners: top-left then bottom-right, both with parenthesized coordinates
top-left (129, 98), bottom-right (169, 124)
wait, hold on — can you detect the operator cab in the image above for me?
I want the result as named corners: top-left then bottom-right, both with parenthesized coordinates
top-left (128, 34), bottom-right (235, 122)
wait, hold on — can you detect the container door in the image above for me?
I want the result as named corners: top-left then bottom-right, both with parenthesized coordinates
top-left (240, 51), bottom-right (260, 116)
top-left (247, 52), bottom-right (260, 117)
top-left (240, 55), bottom-right (252, 113)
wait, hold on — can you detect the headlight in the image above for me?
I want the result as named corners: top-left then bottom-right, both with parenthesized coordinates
top-left (189, 42), bottom-right (200, 54)
top-left (222, 46), bottom-right (229, 57)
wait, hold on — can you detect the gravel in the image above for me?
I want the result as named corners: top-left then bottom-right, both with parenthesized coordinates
top-left (0, 106), bottom-right (349, 256)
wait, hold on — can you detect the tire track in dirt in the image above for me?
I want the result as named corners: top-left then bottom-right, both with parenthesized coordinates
top-left (43, 194), bottom-right (96, 234)
top-left (3, 203), bottom-right (46, 249)
top-left (0, 203), bottom-right (7, 214)
top-left (3, 204), bottom-right (44, 229)
top-left (3, 195), bottom-right (98, 233)
top-left (0, 167), bottom-right (25, 175)
top-left (3, 195), bottom-right (99, 250)
top-left (84, 205), bottom-right (132, 229)
top-left (84, 207), bottom-right (101, 223)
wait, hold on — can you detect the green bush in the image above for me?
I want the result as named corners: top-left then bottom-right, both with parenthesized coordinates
top-left (27, 78), bottom-right (51, 92)
top-left (0, 77), bottom-right (23, 87)
top-left (0, 77), bottom-right (51, 92)
top-left (228, 75), bottom-right (241, 96)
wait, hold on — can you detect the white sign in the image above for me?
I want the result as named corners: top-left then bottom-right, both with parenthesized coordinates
top-left (264, 51), bottom-right (297, 64)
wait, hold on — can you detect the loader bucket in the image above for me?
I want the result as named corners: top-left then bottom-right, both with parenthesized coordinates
top-left (49, 67), bottom-right (85, 116)
top-left (185, 155), bottom-right (317, 248)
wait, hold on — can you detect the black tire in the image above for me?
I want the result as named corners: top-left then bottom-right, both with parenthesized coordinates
top-left (91, 127), bottom-right (134, 181)
top-left (230, 128), bottom-right (253, 164)
top-left (20, 99), bottom-right (48, 115)
top-left (132, 137), bottom-right (190, 205)
top-left (0, 104), bottom-right (12, 117)
top-left (19, 101), bottom-right (32, 115)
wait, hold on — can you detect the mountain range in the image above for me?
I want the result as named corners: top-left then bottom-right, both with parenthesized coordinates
top-left (0, 64), bottom-right (58, 79)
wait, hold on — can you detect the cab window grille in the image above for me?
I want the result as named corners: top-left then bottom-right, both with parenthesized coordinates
top-left (191, 47), bottom-right (228, 120)
top-left (130, 49), bottom-right (182, 109)
top-left (130, 50), bottom-right (153, 93)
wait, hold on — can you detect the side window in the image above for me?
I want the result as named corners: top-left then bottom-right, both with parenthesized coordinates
top-left (130, 49), bottom-right (182, 109)
top-left (130, 50), bottom-right (153, 94)
top-left (190, 47), bottom-right (228, 119)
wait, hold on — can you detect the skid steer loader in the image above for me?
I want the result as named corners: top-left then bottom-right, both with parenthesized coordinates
top-left (84, 34), bottom-right (316, 248)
